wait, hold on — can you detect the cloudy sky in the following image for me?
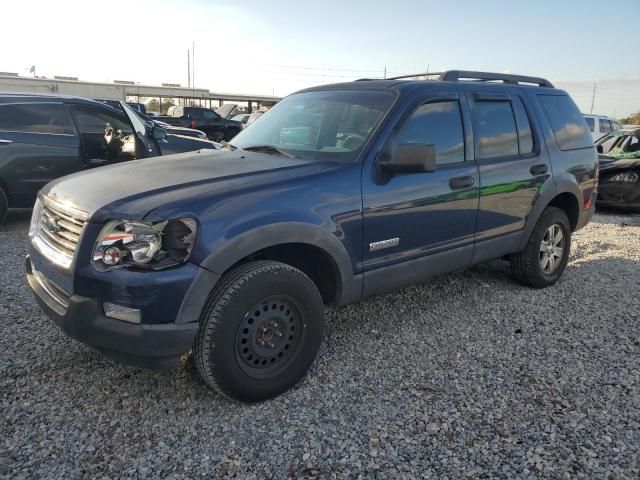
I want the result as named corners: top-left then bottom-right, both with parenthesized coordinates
top-left (2, 0), bottom-right (638, 117)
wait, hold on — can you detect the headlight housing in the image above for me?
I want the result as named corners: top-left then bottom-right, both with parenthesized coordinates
top-left (92, 218), bottom-right (197, 271)
top-left (609, 172), bottom-right (638, 183)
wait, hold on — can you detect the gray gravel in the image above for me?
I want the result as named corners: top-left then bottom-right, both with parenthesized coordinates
top-left (1, 209), bottom-right (639, 479)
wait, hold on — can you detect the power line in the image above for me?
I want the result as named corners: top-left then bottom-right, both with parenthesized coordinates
top-left (266, 63), bottom-right (385, 73)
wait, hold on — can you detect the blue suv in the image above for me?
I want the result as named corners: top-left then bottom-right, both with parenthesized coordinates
top-left (26, 71), bottom-right (598, 402)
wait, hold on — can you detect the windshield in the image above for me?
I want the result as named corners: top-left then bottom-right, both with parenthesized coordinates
top-left (231, 90), bottom-right (395, 162)
top-left (597, 129), bottom-right (640, 159)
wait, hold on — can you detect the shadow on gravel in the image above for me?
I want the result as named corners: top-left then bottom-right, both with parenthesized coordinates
top-left (593, 207), bottom-right (640, 226)
top-left (0, 209), bottom-right (32, 233)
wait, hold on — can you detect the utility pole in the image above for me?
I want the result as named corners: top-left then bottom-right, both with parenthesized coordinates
top-left (192, 41), bottom-right (195, 98)
top-left (384, 66), bottom-right (387, 79)
top-left (590, 83), bottom-right (597, 114)
top-left (187, 50), bottom-right (191, 89)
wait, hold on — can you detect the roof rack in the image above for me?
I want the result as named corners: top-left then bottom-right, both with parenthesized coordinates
top-left (359, 70), bottom-right (554, 88)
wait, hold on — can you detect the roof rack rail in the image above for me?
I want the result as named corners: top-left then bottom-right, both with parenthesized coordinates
top-left (439, 70), bottom-right (554, 88)
top-left (376, 70), bottom-right (554, 88)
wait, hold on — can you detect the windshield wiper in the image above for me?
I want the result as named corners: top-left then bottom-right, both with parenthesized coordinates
top-left (242, 145), bottom-right (295, 158)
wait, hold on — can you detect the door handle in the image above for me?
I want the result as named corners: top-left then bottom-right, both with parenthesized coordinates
top-left (449, 176), bottom-right (475, 190)
top-left (530, 164), bottom-right (548, 176)
top-left (0, 139), bottom-right (13, 145)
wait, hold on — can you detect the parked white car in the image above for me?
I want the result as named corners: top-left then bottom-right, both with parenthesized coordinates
top-left (583, 114), bottom-right (622, 141)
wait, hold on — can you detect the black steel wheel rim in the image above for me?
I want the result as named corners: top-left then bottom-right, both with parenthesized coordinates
top-left (235, 296), bottom-right (305, 379)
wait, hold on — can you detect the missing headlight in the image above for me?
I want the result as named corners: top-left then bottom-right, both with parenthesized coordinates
top-left (92, 218), bottom-right (197, 271)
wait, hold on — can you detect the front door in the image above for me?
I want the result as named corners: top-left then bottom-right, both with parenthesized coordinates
top-left (361, 92), bottom-right (479, 296)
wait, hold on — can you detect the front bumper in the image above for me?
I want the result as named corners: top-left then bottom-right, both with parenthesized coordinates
top-left (26, 256), bottom-right (200, 368)
top-left (597, 180), bottom-right (640, 210)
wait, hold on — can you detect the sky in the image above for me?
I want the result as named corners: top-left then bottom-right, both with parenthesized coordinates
top-left (2, 0), bottom-right (638, 118)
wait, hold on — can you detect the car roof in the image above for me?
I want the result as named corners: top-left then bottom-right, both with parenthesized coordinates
top-left (0, 92), bottom-right (125, 113)
top-left (296, 78), bottom-right (562, 97)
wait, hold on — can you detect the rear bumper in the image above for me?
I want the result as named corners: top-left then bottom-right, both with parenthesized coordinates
top-left (576, 198), bottom-right (596, 231)
top-left (26, 256), bottom-right (199, 368)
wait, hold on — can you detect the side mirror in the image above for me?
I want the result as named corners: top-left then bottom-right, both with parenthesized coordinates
top-left (380, 143), bottom-right (437, 173)
top-left (153, 127), bottom-right (168, 141)
top-left (596, 144), bottom-right (603, 154)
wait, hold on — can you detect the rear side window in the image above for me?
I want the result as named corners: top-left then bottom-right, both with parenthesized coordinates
top-left (599, 118), bottom-right (612, 134)
top-left (538, 95), bottom-right (593, 150)
top-left (394, 100), bottom-right (465, 165)
top-left (474, 101), bottom-right (519, 159)
top-left (512, 97), bottom-right (534, 155)
top-left (0, 103), bottom-right (74, 135)
top-left (584, 117), bottom-right (595, 132)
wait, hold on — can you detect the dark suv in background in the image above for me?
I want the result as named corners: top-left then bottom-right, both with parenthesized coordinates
top-left (26, 71), bottom-right (597, 402)
top-left (0, 93), bottom-right (218, 223)
top-left (155, 106), bottom-right (242, 141)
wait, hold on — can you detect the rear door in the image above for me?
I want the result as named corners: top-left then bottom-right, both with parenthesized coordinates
top-left (0, 102), bottom-right (80, 207)
top-left (464, 88), bottom-right (552, 261)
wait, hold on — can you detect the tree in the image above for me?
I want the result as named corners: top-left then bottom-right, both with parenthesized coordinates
top-left (144, 99), bottom-right (175, 114)
top-left (619, 111), bottom-right (640, 125)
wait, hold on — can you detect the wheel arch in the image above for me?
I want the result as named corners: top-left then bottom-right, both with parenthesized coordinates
top-left (198, 222), bottom-right (361, 305)
top-left (519, 183), bottom-right (581, 250)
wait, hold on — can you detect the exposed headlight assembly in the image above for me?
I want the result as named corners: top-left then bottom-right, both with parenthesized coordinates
top-left (610, 172), bottom-right (639, 183)
top-left (92, 218), bottom-right (197, 271)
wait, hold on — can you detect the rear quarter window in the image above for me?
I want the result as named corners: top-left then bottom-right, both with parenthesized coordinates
top-left (538, 95), bottom-right (592, 150)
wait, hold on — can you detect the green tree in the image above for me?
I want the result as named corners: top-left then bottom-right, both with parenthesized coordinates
top-left (619, 111), bottom-right (640, 125)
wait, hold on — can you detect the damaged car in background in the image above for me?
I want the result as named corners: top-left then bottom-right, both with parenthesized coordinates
top-left (596, 128), bottom-right (640, 210)
top-left (0, 93), bottom-right (219, 223)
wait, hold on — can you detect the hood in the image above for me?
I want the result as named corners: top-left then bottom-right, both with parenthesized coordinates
top-left (599, 155), bottom-right (640, 173)
top-left (42, 149), bottom-right (334, 221)
top-left (216, 103), bottom-right (238, 119)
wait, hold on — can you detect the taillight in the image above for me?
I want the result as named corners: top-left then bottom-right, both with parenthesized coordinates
top-left (584, 166), bottom-right (599, 210)
top-left (190, 119), bottom-right (196, 129)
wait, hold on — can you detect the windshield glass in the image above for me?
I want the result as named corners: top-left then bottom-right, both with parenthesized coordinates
top-left (231, 90), bottom-right (395, 162)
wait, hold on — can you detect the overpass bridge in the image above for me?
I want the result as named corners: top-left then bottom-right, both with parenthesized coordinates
top-left (0, 73), bottom-right (281, 113)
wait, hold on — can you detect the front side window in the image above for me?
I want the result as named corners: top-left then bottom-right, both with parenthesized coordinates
top-left (71, 106), bottom-right (133, 161)
top-left (538, 95), bottom-right (593, 150)
top-left (612, 121), bottom-right (622, 131)
top-left (393, 100), bottom-right (465, 165)
top-left (231, 90), bottom-right (395, 163)
top-left (474, 101), bottom-right (519, 159)
top-left (203, 110), bottom-right (218, 121)
top-left (0, 103), bottom-right (74, 135)
top-left (71, 106), bottom-right (132, 135)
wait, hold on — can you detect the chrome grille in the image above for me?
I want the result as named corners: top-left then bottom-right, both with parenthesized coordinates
top-left (31, 197), bottom-right (88, 270)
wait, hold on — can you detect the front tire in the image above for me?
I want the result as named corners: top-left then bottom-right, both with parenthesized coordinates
top-left (194, 261), bottom-right (325, 402)
top-left (510, 207), bottom-right (571, 288)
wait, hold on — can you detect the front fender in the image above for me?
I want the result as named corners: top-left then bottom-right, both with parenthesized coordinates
top-left (198, 222), bottom-right (361, 305)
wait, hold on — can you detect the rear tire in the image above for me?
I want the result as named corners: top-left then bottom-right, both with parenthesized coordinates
top-left (510, 207), bottom-right (571, 288)
top-left (193, 260), bottom-right (325, 402)
top-left (0, 187), bottom-right (8, 226)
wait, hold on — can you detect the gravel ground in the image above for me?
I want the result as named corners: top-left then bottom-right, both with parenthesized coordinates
top-left (1, 209), bottom-right (639, 479)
